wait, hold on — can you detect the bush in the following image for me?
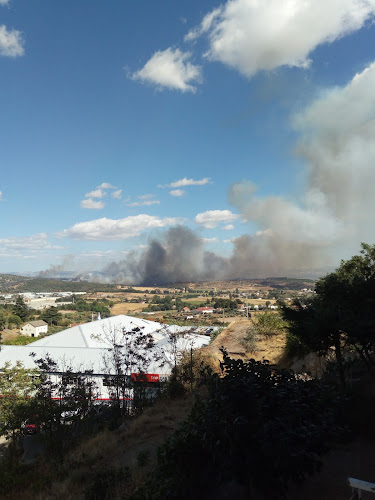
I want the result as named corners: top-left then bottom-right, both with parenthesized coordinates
top-left (240, 326), bottom-right (257, 353)
top-left (141, 350), bottom-right (346, 499)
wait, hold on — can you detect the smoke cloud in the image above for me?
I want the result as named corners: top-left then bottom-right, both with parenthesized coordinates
top-left (102, 226), bottom-right (227, 285)
top-left (39, 63), bottom-right (375, 285)
top-left (99, 63), bottom-right (375, 284)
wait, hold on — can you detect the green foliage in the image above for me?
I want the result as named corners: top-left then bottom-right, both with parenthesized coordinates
top-left (240, 326), bottom-right (257, 353)
top-left (40, 306), bottom-right (62, 325)
top-left (3, 335), bottom-right (39, 345)
top-left (13, 296), bottom-right (30, 321)
top-left (213, 297), bottom-right (240, 310)
top-left (282, 243), bottom-right (375, 384)
top-left (61, 299), bottom-right (111, 317)
top-left (253, 311), bottom-right (288, 337)
top-left (0, 362), bottom-right (40, 440)
top-left (142, 351), bottom-right (345, 499)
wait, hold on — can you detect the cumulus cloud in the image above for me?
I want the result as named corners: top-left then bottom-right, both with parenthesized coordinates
top-left (132, 48), bottom-right (202, 93)
top-left (160, 177), bottom-right (211, 188)
top-left (111, 189), bottom-right (122, 199)
top-left (223, 224), bottom-right (235, 230)
top-left (85, 188), bottom-right (106, 199)
top-left (0, 191), bottom-right (3, 201)
top-left (202, 237), bottom-right (218, 243)
top-left (126, 199), bottom-right (160, 207)
top-left (59, 214), bottom-right (181, 241)
top-left (195, 209), bottom-right (240, 229)
top-left (98, 182), bottom-right (115, 189)
top-left (169, 189), bottom-right (185, 197)
top-left (138, 194), bottom-right (154, 200)
top-left (186, 0), bottom-right (375, 77)
top-left (0, 24), bottom-right (24, 57)
top-left (0, 233), bottom-right (63, 251)
top-left (80, 198), bottom-right (105, 209)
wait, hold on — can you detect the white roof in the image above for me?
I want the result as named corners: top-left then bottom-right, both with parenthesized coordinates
top-left (0, 315), bottom-right (210, 375)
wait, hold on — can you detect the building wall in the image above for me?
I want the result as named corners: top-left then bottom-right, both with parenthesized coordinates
top-left (21, 324), bottom-right (48, 338)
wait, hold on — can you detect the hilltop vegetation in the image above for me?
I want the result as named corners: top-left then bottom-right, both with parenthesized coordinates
top-left (0, 274), bottom-right (118, 293)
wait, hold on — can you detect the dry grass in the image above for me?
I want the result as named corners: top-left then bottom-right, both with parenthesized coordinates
top-left (110, 302), bottom-right (145, 315)
top-left (20, 395), bottom-right (196, 500)
top-left (0, 329), bottom-right (19, 341)
top-left (204, 318), bottom-right (287, 365)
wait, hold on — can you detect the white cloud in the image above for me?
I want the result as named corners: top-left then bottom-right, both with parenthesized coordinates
top-left (195, 209), bottom-right (240, 229)
top-left (185, 8), bottom-right (221, 41)
top-left (202, 237), bottom-right (218, 243)
top-left (0, 233), bottom-right (63, 251)
top-left (85, 188), bottom-right (106, 199)
top-left (0, 191), bottom-right (3, 201)
top-left (59, 214), bottom-right (181, 241)
top-left (160, 177), bottom-right (211, 188)
top-left (223, 224), bottom-right (235, 230)
top-left (126, 199), bottom-right (160, 207)
top-left (187, 0), bottom-right (375, 77)
top-left (169, 189), bottom-right (185, 197)
top-left (0, 1), bottom-right (10, 5)
top-left (0, 25), bottom-right (24, 57)
top-left (138, 194), bottom-right (154, 200)
top-left (80, 198), bottom-right (105, 209)
top-left (111, 189), bottom-right (122, 199)
top-left (132, 48), bottom-right (202, 93)
top-left (98, 182), bottom-right (115, 189)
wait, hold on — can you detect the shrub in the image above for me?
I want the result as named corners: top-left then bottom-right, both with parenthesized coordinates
top-left (141, 350), bottom-right (346, 499)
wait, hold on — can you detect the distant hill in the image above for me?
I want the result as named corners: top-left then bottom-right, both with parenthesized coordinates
top-left (0, 274), bottom-right (118, 293)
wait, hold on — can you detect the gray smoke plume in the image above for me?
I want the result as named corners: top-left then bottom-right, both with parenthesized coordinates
top-left (38, 255), bottom-right (76, 278)
top-left (38, 63), bottom-right (375, 285)
top-left (100, 63), bottom-right (375, 284)
top-left (102, 226), bottom-right (227, 285)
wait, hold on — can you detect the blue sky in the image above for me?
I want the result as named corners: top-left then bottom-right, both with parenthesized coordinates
top-left (0, 0), bottom-right (374, 280)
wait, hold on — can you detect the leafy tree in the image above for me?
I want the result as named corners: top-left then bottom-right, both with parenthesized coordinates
top-left (8, 314), bottom-right (22, 328)
top-left (282, 243), bottom-right (375, 388)
top-left (0, 362), bottom-right (40, 462)
top-left (40, 306), bottom-right (62, 326)
top-left (13, 296), bottom-right (30, 322)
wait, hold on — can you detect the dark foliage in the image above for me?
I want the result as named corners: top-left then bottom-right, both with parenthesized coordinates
top-left (139, 350), bottom-right (345, 499)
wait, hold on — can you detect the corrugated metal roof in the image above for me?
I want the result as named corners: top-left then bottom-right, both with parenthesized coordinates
top-left (0, 315), bottom-right (210, 375)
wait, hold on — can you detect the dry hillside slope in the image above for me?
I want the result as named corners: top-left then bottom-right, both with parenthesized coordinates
top-left (204, 318), bottom-right (286, 365)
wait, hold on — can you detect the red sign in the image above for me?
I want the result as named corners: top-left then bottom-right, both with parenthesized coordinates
top-left (130, 373), bottom-right (160, 382)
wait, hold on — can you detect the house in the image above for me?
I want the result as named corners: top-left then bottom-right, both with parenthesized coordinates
top-left (20, 320), bottom-right (48, 338)
top-left (195, 307), bottom-right (214, 315)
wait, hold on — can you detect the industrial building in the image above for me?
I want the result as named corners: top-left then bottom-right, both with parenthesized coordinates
top-left (0, 315), bottom-right (210, 401)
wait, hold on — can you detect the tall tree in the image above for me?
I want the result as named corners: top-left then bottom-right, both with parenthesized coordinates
top-left (282, 243), bottom-right (375, 388)
top-left (13, 296), bottom-right (30, 322)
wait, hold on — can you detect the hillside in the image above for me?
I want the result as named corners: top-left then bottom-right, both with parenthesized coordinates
top-left (0, 274), bottom-right (118, 293)
top-left (203, 317), bottom-right (286, 365)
